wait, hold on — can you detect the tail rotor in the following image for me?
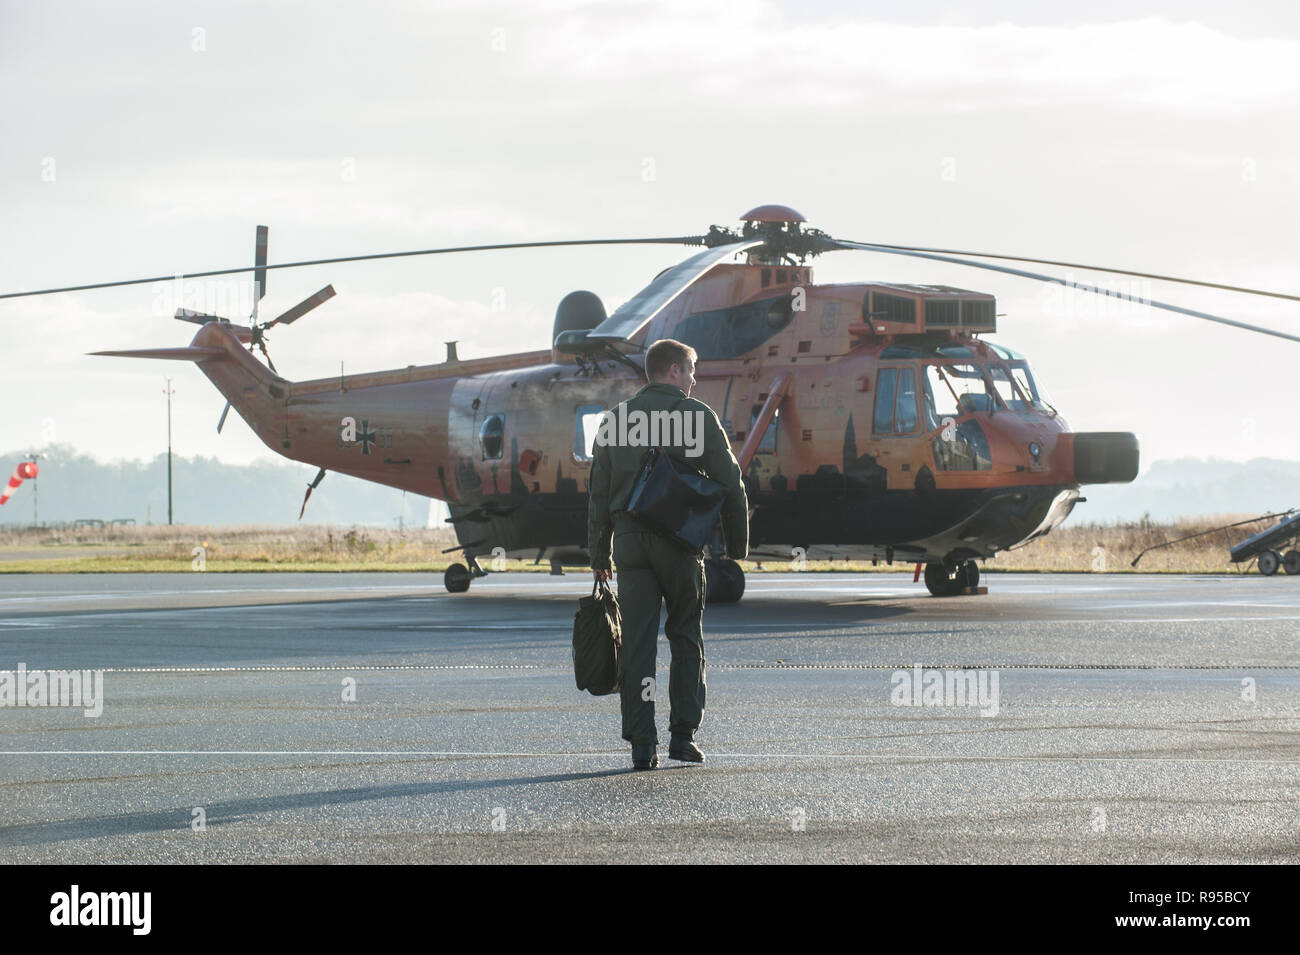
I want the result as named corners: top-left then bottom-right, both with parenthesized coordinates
top-left (173, 224), bottom-right (337, 427)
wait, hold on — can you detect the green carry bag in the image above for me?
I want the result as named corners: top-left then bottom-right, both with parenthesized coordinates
top-left (572, 578), bottom-right (622, 695)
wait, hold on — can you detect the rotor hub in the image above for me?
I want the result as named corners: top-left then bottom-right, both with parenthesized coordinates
top-left (702, 204), bottom-right (835, 262)
top-left (739, 204), bottom-right (806, 225)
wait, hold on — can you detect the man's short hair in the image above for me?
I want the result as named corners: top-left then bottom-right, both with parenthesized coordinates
top-left (645, 339), bottom-right (697, 382)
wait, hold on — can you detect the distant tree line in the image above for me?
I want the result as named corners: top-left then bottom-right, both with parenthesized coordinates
top-left (1, 445), bottom-right (1294, 528)
top-left (0, 444), bottom-right (434, 528)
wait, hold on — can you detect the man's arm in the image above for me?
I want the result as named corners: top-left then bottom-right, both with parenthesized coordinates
top-left (587, 437), bottom-right (614, 574)
top-left (695, 404), bottom-right (749, 560)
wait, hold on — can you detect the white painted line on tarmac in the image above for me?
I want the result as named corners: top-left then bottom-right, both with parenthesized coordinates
top-left (1, 749), bottom-right (1296, 764)
top-left (0, 584), bottom-right (432, 606)
top-left (1096, 616), bottom-right (1300, 623)
top-left (16, 662), bottom-right (1297, 673)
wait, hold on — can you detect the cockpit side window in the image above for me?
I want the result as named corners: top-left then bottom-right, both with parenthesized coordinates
top-left (925, 364), bottom-right (963, 425)
top-left (873, 368), bottom-right (897, 434)
top-left (924, 362), bottom-right (999, 417)
top-left (895, 367), bottom-right (918, 433)
top-left (874, 366), bottom-right (919, 435)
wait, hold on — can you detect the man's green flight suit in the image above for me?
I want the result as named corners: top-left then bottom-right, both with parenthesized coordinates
top-left (587, 382), bottom-right (749, 746)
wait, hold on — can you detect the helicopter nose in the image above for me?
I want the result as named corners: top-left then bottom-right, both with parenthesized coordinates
top-left (1070, 432), bottom-right (1139, 484)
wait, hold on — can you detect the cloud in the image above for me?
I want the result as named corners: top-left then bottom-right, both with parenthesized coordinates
top-left (514, 7), bottom-right (1300, 111)
top-left (3, 0), bottom-right (1299, 472)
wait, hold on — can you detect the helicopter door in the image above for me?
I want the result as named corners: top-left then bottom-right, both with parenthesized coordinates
top-left (444, 376), bottom-right (494, 500)
top-left (471, 378), bottom-right (510, 496)
top-left (871, 365), bottom-right (920, 483)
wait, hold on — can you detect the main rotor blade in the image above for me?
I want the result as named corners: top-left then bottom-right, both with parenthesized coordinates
top-left (833, 240), bottom-right (1300, 345)
top-left (253, 225), bottom-right (268, 302)
top-left (175, 308), bottom-right (226, 325)
top-left (266, 284), bottom-right (336, 328)
top-left (0, 236), bottom-right (706, 301)
top-left (845, 241), bottom-right (1300, 304)
top-left (586, 240), bottom-right (764, 342)
top-left (174, 311), bottom-right (253, 342)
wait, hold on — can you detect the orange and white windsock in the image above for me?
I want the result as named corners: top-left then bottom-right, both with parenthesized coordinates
top-left (0, 462), bottom-right (38, 505)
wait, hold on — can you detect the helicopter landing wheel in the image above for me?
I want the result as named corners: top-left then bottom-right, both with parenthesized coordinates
top-left (1258, 550), bottom-right (1281, 576)
top-left (925, 561), bottom-right (980, 596)
top-left (1283, 550), bottom-right (1300, 576)
top-left (705, 558), bottom-right (745, 604)
top-left (444, 562), bottom-right (472, 593)
top-left (923, 562), bottom-right (960, 597)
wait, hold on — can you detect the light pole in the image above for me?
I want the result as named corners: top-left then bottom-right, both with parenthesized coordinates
top-left (164, 378), bottom-right (174, 525)
top-left (30, 453), bottom-right (40, 526)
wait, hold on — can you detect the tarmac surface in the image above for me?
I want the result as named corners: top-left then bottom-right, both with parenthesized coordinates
top-left (0, 571), bottom-right (1297, 863)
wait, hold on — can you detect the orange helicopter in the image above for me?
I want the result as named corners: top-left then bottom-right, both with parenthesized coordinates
top-left (17, 204), bottom-right (1295, 600)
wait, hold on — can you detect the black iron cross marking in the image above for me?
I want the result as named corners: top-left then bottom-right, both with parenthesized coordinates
top-left (358, 419), bottom-right (377, 455)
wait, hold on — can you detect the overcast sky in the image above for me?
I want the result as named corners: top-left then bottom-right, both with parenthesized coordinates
top-left (2, 0), bottom-right (1298, 475)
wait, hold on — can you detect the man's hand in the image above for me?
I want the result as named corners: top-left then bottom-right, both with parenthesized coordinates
top-left (593, 568), bottom-right (613, 582)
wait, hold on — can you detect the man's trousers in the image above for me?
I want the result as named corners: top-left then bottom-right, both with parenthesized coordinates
top-left (612, 523), bottom-right (707, 745)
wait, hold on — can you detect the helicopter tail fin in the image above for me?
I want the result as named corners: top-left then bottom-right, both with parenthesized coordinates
top-left (92, 322), bottom-right (286, 436)
top-left (91, 322), bottom-right (276, 380)
top-left (89, 346), bottom-right (229, 361)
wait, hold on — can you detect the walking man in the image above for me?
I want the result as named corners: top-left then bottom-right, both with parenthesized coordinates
top-left (587, 339), bottom-right (748, 770)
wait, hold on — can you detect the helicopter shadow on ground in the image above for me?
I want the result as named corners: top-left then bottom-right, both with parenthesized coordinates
top-left (412, 589), bottom-right (920, 638)
top-left (0, 767), bottom-right (633, 849)
top-left (698, 594), bottom-right (915, 632)
top-left (0, 585), bottom-right (927, 673)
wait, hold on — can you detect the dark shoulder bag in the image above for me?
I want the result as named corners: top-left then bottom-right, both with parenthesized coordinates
top-left (624, 399), bottom-right (727, 553)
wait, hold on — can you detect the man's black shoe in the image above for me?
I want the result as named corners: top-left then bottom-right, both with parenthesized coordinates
top-left (632, 743), bottom-right (658, 770)
top-left (668, 737), bottom-right (705, 763)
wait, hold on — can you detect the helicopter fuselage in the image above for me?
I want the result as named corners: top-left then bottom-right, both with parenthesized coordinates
top-left (181, 257), bottom-right (1137, 577)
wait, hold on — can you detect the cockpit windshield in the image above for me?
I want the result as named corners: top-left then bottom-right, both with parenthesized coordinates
top-left (985, 343), bottom-right (1055, 414)
top-left (986, 365), bottom-right (1027, 410)
top-left (996, 362), bottom-right (1054, 413)
top-left (922, 356), bottom-right (1054, 429)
